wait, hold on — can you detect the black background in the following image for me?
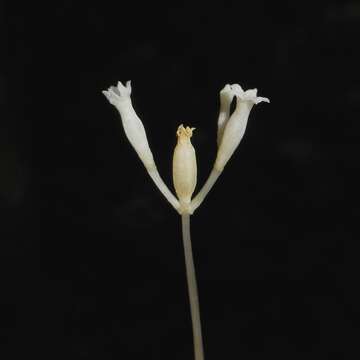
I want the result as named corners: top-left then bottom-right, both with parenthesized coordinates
top-left (2, 1), bottom-right (359, 359)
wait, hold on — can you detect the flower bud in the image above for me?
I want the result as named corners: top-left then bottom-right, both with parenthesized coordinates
top-left (173, 125), bottom-right (197, 212)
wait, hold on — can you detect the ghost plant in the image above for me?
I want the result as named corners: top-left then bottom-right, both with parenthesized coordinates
top-left (103, 80), bottom-right (269, 360)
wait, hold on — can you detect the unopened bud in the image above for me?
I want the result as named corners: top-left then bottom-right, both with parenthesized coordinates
top-left (173, 125), bottom-right (197, 213)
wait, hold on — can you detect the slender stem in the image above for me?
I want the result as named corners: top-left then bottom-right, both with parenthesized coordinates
top-left (190, 168), bottom-right (222, 213)
top-left (147, 167), bottom-right (180, 211)
top-left (181, 214), bottom-right (204, 360)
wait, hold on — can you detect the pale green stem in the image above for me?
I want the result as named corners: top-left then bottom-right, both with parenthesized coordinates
top-left (147, 167), bottom-right (180, 211)
top-left (190, 168), bottom-right (222, 213)
top-left (181, 214), bottom-right (204, 360)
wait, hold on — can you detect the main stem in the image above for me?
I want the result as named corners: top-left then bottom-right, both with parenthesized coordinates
top-left (181, 214), bottom-right (204, 360)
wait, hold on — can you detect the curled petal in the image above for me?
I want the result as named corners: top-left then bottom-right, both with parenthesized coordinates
top-left (232, 86), bottom-right (270, 104)
top-left (253, 96), bottom-right (270, 104)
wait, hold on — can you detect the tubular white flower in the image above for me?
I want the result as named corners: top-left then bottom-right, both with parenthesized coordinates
top-left (173, 125), bottom-right (197, 214)
top-left (214, 84), bottom-right (269, 171)
top-left (217, 84), bottom-right (235, 146)
top-left (191, 84), bottom-right (269, 213)
top-left (102, 81), bottom-right (155, 170)
top-left (103, 81), bottom-right (180, 212)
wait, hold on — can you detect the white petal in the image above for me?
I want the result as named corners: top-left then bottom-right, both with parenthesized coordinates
top-left (116, 80), bottom-right (132, 97)
top-left (230, 84), bottom-right (244, 96)
top-left (220, 84), bottom-right (232, 96)
top-left (102, 89), bottom-right (120, 105)
top-left (243, 88), bottom-right (258, 99)
top-left (255, 96), bottom-right (270, 104)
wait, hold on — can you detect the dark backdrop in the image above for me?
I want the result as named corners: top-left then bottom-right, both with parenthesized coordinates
top-left (2, 1), bottom-right (358, 359)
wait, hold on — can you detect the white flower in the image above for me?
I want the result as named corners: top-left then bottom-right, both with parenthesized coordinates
top-left (103, 81), bottom-right (181, 212)
top-left (173, 125), bottom-right (197, 213)
top-left (214, 84), bottom-right (269, 171)
top-left (102, 81), bottom-right (155, 170)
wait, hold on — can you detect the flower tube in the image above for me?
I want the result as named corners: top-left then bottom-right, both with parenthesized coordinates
top-left (217, 84), bottom-right (235, 146)
top-left (102, 81), bottom-right (155, 170)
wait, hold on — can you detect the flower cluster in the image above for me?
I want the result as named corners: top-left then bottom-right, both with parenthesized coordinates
top-left (103, 81), bottom-right (269, 214)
